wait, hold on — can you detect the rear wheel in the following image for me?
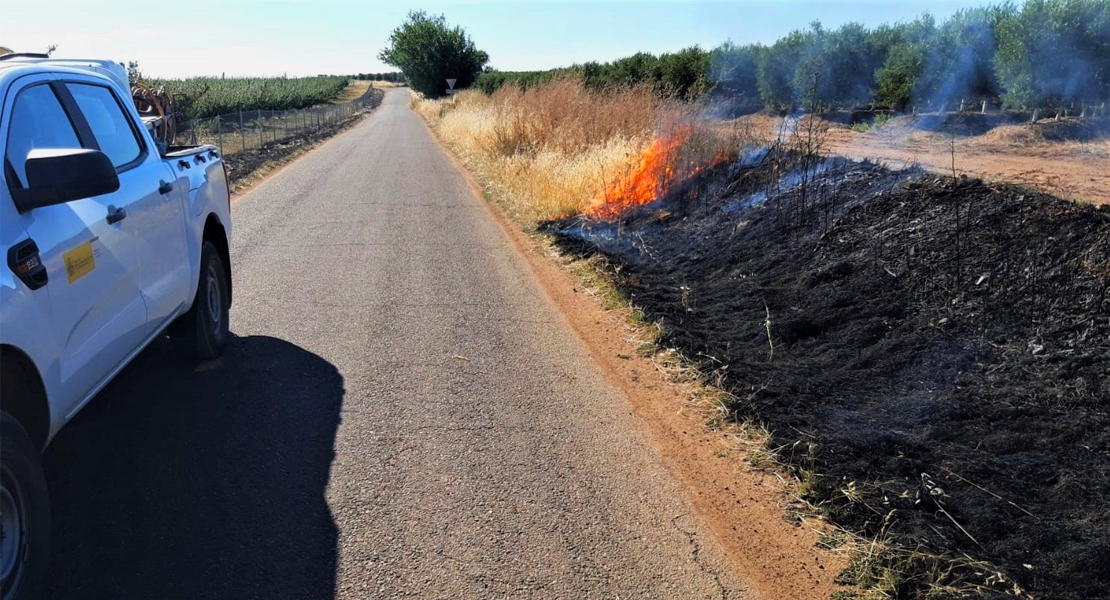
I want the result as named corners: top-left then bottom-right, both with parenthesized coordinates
top-left (0, 413), bottom-right (50, 600)
top-left (175, 240), bottom-right (230, 361)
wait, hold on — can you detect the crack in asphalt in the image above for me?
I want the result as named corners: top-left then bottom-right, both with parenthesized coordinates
top-left (673, 513), bottom-right (733, 600)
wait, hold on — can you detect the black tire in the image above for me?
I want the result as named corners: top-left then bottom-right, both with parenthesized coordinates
top-left (175, 240), bottom-right (231, 361)
top-left (1, 413), bottom-right (50, 600)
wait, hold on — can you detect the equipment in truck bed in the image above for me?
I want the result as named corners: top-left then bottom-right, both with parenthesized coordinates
top-left (132, 81), bottom-right (177, 152)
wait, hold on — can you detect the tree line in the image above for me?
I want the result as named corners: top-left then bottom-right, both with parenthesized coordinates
top-left (353, 72), bottom-right (404, 82)
top-left (475, 0), bottom-right (1109, 113)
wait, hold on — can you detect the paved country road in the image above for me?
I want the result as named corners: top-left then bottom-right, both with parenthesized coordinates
top-left (43, 89), bottom-right (751, 599)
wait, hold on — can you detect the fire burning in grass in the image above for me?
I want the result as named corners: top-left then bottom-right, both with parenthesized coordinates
top-left (583, 125), bottom-right (732, 220)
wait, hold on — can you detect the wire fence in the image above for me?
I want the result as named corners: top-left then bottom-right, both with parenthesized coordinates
top-left (173, 88), bottom-right (383, 156)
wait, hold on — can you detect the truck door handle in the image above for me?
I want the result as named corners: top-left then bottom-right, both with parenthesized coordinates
top-left (106, 206), bottom-right (127, 225)
top-left (159, 180), bottom-right (174, 194)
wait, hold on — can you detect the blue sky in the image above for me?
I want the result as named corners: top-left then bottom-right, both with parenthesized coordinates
top-left (3, 0), bottom-right (997, 78)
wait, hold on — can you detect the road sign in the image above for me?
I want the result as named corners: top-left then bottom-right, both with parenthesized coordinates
top-left (446, 78), bottom-right (457, 90)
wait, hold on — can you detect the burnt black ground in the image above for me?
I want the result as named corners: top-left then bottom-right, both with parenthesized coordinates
top-left (549, 153), bottom-right (1110, 599)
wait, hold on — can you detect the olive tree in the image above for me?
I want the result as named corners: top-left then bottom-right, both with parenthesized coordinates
top-left (379, 11), bottom-right (489, 98)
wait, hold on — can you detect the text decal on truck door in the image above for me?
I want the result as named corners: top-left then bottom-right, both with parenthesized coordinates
top-left (63, 241), bottom-right (96, 283)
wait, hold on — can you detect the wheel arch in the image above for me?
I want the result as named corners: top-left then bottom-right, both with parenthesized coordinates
top-left (203, 213), bottom-right (232, 307)
top-left (0, 344), bottom-right (52, 451)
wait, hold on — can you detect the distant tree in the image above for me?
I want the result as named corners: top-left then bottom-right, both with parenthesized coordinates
top-left (827, 22), bottom-right (885, 106)
top-left (609, 52), bottom-right (660, 88)
top-left (710, 42), bottom-right (763, 106)
top-left (379, 11), bottom-right (489, 98)
top-left (996, 0), bottom-right (1110, 109)
top-left (791, 23), bottom-right (829, 109)
top-left (875, 42), bottom-right (928, 109)
top-left (127, 61), bottom-right (144, 86)
top-left (758, 30), bottom-right (806, 111)
top-left (917, 6), bottom-right (1009, 110)
top-left (872, 16), bottom-right (936, 108)
top-left (657, 47), bottom-right (711, 99)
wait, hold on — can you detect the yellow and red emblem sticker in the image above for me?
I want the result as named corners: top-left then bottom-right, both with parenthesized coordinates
top-left (63, 242), bottom-right (96, 283)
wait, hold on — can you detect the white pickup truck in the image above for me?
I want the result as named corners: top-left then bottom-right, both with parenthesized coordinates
top-left (0, 55), bottom-right (233, 599)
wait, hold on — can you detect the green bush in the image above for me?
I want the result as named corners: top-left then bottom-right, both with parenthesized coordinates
top-left (475, 71), bottom-right (554, 94)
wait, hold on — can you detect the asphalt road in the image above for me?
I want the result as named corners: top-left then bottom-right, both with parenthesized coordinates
top-left (44, 89), bottom-right (750, 599)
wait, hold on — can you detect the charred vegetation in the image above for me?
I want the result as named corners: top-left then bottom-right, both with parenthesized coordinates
top-left (547, 151), bottom-right (1110, 599)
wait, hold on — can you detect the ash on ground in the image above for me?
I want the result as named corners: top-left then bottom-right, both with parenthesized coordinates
top-left (546, 150), bottom-right (1110, 599)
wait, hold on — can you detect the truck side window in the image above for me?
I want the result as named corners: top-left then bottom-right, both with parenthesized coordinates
top-left (4, 85), bottom-right (83, 188)
top-left (66, 83), bottom-right (143, 170)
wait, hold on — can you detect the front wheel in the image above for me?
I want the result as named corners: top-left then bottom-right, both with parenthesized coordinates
top-left (1, 413), bottom-right (50, 600)
top-left (175, 240), bottom-right (231, 361)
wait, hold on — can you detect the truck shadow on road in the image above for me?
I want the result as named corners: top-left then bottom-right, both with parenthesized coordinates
top-left (43, 334), bottom-right (343, 600)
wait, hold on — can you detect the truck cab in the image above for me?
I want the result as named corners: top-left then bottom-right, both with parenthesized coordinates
top-left (0, 55), bottom-right (233, 600)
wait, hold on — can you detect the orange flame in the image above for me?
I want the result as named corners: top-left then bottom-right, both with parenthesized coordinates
top-left (583, 126), bottom-right (731, 220)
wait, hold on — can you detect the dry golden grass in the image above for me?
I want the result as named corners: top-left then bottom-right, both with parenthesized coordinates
top-left (968, 124), bottom-right (1110, 158)
top-left (332, 80), bottom-right (372, 103)
top-left (413, 78), bottom-right (744, 224)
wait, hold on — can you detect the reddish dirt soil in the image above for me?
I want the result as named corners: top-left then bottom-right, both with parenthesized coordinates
top-left (735, 113), bottom-right (1110, 207)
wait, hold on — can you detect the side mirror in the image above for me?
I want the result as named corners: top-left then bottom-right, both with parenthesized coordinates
top-left (12, 149), bottom-right (120, 213)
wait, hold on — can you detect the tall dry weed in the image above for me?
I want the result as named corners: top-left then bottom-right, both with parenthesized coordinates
top-left (416, 78), bottom-right (746, 222)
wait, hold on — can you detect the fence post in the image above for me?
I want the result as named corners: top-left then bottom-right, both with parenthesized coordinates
top-left (239, 110), bottom-right (246, 152)
top-left (258, 110), bottom-right (263, 147)
top-left (216, 115), bottom-right (223, 154)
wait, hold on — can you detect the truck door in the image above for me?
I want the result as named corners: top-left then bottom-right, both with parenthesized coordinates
top-left (63, 81), bottom-right (191, 331)
top-left (3, 80), bottom-right (147, 416)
